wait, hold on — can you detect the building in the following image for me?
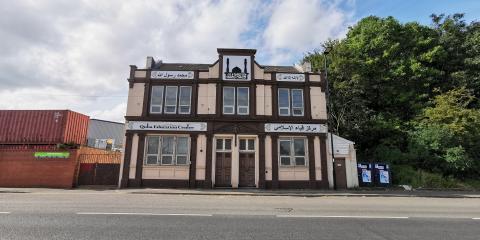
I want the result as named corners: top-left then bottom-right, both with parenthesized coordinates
top-left (327, 134), bottom-right (359, 189)
top-left (120, 48), bottom-right (350, 189)
top-left (87, 119), bottom-right (125, 151)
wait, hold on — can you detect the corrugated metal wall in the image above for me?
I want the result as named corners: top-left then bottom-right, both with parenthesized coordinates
top-left (0, 110), bottom-right (89, 145)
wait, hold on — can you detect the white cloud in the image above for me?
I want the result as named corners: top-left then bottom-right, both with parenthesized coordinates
top-left (0, 0), bottom-right (353, 121)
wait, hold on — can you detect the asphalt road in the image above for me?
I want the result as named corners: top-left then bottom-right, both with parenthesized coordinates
top-left (1, 190), bottom-right (479, 239)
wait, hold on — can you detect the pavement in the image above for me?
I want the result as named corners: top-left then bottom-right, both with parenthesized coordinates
top-left (1, 187), bottom-right (480, 239)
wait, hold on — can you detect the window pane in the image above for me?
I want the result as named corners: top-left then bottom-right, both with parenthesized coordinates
top-left (224, 139), bottom-right (232, 150)
top-left (164, 86), bottom-right (178, 113)
top-left (239, 139), bottom-right (246, 151)
top-left (161, 136), bottom-right (174, 154)
top-left (295, 157), bottom-right (305, 166)
top-left (179, 86), bottom-right (191, 114)
top-left (278, 89), bottom-right (290, 108)
top-left (176, 156), bottom-right (188, 165)
top-left (223, 106), bottom-right (234, 114)
top-left (294, 139), bottom-right (305, 156)
top-left (146, 137), bottom-right (159, 154)
top-left (248, 139), bottom-right (255, 150)
top-left (223, 87), bottom-right (235, 114)
top-left (150, 86), bottom-right (164, 113)
top-left (291, 89), bottom-right (303, 108)
top-left (237, 87), bottom-right (249, 115)
top-left (176, 137), bottom-right (189, 154)
top-left (146, 155), bottom-right (158, 165)
top-left (216, 139), bottom-right (223, 150)
top-left (279, 140), bottom-right (291, 156)
top-left (279, 108), bottom-right (289, 116)
top-left (280, 157), bottom-right (291, 166)
top-left (161, 156), bottom-right (173, 164)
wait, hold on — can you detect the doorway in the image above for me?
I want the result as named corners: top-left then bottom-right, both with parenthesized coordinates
top-left (334, 158), bottom-right (348, 189)
top-left (215, 138), bottom-right (232, 187)
top-left (238, 138), bottom-right (255, 187)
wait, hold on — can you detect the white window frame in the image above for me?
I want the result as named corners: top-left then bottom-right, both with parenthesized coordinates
top-left (291, 89), bottom-right (304, 116)
top-left (164, 86), bottom-right (178, 114)
top-left (178, 86), bottom-right (192, 114)
top-left (223, 87), bottom-right (236, 115)
top-left (239, 138), bottom-right (255, 152)
top-left (150, 86), bottom-right (164, 114)
top-left (278, 88), bottom-right (291, 116)
top-left (237, 87), bottom-right (249, 115)
top-left (278, 137), bottom-right (308, 167)
top-left (144, 135), bottom-right (190, 166)
top-left (216, 138), bottom-right (233, 152)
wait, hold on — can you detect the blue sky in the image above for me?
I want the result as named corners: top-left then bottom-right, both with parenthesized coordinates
top-left (354, 0), bottom-right (480, 24)
top-left (0, 0), bottom-right (478, 122)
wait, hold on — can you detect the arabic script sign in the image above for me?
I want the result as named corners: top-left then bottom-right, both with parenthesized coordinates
top-left (264, 123), bottom-right (327, 133)
top-left (127, 121), bottom-right (207, 131)
top-left (151, 71), bottom-right (194, 79)
top-left (276, 73), bottom-right (305, 82)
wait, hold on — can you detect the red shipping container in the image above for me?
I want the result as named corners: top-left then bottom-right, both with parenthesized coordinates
top-left (0, 110), bottom-right (89, 145)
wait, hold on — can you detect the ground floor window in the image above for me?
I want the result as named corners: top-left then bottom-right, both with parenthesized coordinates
top-left (278, 137), bottom-right (307, 166)
top-left (145, 135), bottom-right (190, 165)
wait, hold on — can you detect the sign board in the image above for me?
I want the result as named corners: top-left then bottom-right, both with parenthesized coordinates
top-left (379, 170), bottom-right (390, 184)
top-left (151, 71), bottom-right (194, 79)
top-left (276, 73), bottom-right (305, 82)
top-left (361, 169), bottom-right (372, 183)
top-left (127, 121), bottom-right (207, 131)
top-left (264, 123), bottom-right (327, 133)
top-left (222, 55), bottom-right (251, 80)
top-left (34, 152), bottom-right (70, 158)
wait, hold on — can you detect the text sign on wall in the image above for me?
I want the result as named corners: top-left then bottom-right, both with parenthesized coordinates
top-left (276, 73), bottom-right (305, 82)
top-left (127, 121), bottom-right (207, 131)
top-left (222, 55), bottom-right (251, 80)
top-left (151, 71), bottom-right (194, 79)
top-left (264, 123), bottom-right (327, 133)
top-left (34, 152), bottom-right (70, 158)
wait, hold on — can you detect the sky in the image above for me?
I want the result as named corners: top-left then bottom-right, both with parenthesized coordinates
top-left (0, 0), bottom-right (478, 122)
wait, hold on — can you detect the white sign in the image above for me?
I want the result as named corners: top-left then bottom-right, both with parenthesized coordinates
top-left (127, 121), bottom-right (207, 131)
top-left (151, 71), bottom-right (194, 79)
top-left (362, 169), bottom-right (372, 183)
top-left (276, 73), bottom-right (305, 82)
top-left (264, 123), bottom-right (327, 133)
top-left (379, 170), bottom-right (390, 184)
top-left (222, 55), bottom-right (251, 80)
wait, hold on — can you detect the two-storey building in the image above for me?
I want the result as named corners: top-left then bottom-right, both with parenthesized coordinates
top-left (120, 48), bottom-right (339, 189)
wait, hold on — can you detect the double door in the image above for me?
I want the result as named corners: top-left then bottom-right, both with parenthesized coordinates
top-left (215, 138), bottom-right (256, 188)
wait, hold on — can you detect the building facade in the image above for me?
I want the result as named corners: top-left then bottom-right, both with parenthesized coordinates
top-left (120, 48), bottom-right (335, 189)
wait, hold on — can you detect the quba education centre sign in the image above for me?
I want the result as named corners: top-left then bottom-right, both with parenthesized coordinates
top-left (127, 121), bottom-right (207, 131)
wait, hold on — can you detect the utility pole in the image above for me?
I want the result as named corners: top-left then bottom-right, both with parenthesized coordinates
top-left (323, 48), bottom-right (337, 190)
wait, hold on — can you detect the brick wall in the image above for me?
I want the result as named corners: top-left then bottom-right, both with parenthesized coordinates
top-left (0, 149), bottom-right (79, 188)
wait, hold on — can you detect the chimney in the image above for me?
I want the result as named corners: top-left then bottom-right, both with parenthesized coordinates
top-left (146, 56), bottom-right (155, 69)
top-left (303, 61), bottom-right (312, 72)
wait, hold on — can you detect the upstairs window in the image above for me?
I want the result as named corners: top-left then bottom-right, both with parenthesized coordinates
top-left (223, 87), bottom-right (249, 115)
top-left (278, 88), bottom-right (304, 116)
top-left (150, 86), bottom-right (192, 114)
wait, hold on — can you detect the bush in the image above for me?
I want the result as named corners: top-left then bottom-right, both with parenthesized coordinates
top-left (392, 165), bottom-right (465, 189)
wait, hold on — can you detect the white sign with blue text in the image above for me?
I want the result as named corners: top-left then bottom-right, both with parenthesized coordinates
top-left (264, 123), bottom-right (327, 133)
top-left (127, 121), bottom-right (207, 131)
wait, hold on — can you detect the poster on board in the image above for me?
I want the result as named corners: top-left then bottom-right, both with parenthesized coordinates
top-left (379, 170), bottom-right (390, 184)
top-left (361, 169), bottom-right (372, 183)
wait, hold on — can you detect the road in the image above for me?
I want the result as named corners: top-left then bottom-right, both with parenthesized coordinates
top-left (1, 190), bottom-right (479, 239)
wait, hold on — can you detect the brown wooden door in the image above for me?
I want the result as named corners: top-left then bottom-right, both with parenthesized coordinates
top-left (215, 152), bottom-right (232, 187)
top-left (239, 152), bottom-right (255, 187)
top-left (334, 158), bottom-right (348, 189)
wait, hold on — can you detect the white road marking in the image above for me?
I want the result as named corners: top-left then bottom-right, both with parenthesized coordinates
top-left (472, 218), bottom-right (480, 220)
top-left (76, 212), bottom-right (212, 217)
top-left (276, 215), bottom-right (409, 219)
top-left (0, 212), bottom-right (11, 214)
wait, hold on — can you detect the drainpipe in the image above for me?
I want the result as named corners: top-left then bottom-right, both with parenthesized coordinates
top-left (323, 49), bottom-right (337, 190)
